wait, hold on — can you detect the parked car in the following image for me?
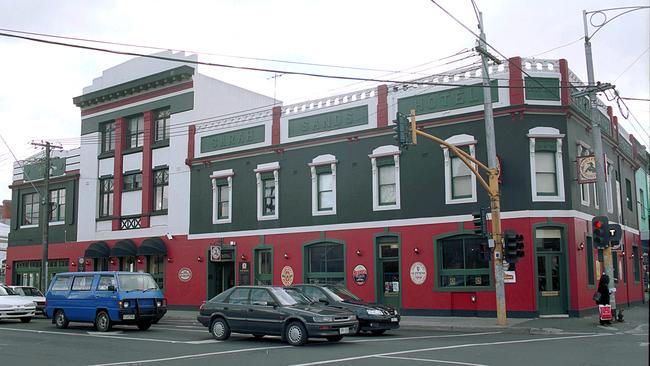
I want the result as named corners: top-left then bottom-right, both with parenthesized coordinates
top-left (45, 271), bottom-right (167, 332)
top-left (289, 284), bottom-right (400, 335)
top-left (0, 285), bottom-right (36, 323)
top-left (9, 286), bottom-right (46, 314)
top-left (197, 286), bottom-right (358, 346)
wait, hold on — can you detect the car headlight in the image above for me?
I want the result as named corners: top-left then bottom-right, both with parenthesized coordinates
top-left (156, 299), bottom-right (166, 307)
top-left (366, 309), bottom-right (384, 316)
top-left (122, 300), bottom-right (131, 308)
top-left (313, 315), bottom-right (334, 323)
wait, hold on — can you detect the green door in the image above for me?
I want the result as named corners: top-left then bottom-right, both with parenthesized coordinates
top-left (376, 241), bottom-right (401, 309)
top-left (254, 249), bottom-right (273, 285)
top-left (207, 261), bottom-right (235, 299)
top-left (535, 228), bottom-right (567, 315)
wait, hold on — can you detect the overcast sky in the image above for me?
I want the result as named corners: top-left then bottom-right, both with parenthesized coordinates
top-left (0, 0), bottom-right (648, 201)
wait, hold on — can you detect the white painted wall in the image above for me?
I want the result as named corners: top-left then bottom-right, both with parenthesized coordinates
top-left (152, 147), bottom-right (170, 168)
top-left (78, 133), bottom-right (101, 241)
top-left (123, 153), bottom-right (142, 173)
top-left (98, 158), bottom-right (114, 177)
top-left (121, 191), bottom-right (141, 216)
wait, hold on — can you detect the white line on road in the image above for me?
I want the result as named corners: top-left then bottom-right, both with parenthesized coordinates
top-left (0, 327), bottom-right (203, 344)
top-left (86, 345), bottom-right (293, 366)
top-left (377, 355), bottom-right (489, 366)
top-left (289, 333), bottom-right (614, 366)
top-left (344, 332), bottom-right (502, 344)
top-left (152, 327), bottom-right (208, 333)
top-left (184, 339), bottom-right (222, 344)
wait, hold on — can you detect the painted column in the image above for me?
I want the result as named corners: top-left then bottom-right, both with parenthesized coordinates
top-left (112, 118), bottom-right (125, 231)
top-left (559, 59), bottom-right (570, 106)
top-left (377, 84), bottom-right (388, 127)
top-left (508, 57), bottom-right (524, 105)
top-left (141, 111), bottom-right (153, 228)
top-left (272, 106), bottom-right (281, 144)
top-left (185, 125), bottom-right (196, 166)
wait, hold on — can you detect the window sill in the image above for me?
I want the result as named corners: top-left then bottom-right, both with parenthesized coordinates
top-left (213, 218), bottom-right (232, 224)
top-left (123, 147), bottom-right (143, 155)
top-left (98, 151), bottom-right (115, 159)
top-left (96, 216), bottom-right (114, 222)
top-left (373, 204), bottom-right (400, 211)
top-left (122, 188), bottom-right (143, 193)
top-left (150, 210), bottom-right (168, 216)
top-left (257, 215), bottom-right (278, 221)
top-left (446, 197), bottom-right (477, 205)
top-left (20, 224), bottom-right (38, 229)
top-left (532, 195), bottom-right (565, 202)
top-left (49, 221), bottom-right (65, 226)
top-left (312, 209), bottom-right (336, 216)
top-left (152, 140), bottom-right (170, 149)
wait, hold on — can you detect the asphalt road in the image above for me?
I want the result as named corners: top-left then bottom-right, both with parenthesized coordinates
top-left (0, 316), bottom-right (647, 366)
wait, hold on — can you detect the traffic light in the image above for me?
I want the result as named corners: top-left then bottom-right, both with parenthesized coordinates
top-left (394, 112), bottom-right (411, 150)
top-left (592, 216), bottom-right (609, 248)
top-left (515, 233), bottom-right (525, 260)
top-left (503, 230), bottom-right (521, 263)
top-left (608, 223), bottom-right (622, 248)
top-left (472, 208), bottom-right (487, 237)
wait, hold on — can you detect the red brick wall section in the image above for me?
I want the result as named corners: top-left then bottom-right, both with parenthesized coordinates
top-left (112, 118), bottom-right (125, 231)
top-left (272, 106), bottom-right (281, 144)
top-left (141, 111), bottom-right (153, 228)
top-left (509, 57), bottom-right (524, 105)
top-left (559, 59), bottom-right (570, 106)
top-left (377, 85), bottom-right (388, 127)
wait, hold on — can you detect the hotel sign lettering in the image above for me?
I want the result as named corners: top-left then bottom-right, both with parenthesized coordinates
top-left (200, 125), bottom-right (265, 153)
top-left (398, 80), bottom-right (498, 116)
top-left (288, 105), bottom-right (368, 137)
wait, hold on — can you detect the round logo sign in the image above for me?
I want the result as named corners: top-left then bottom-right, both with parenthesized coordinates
top-left (178, 267), bottom-right (192, 282)
top-left (281, 266), bottom-right (294, 286)
top-left (409, 262), bottom-right (427, 285)
top-left (352, 264), bottom-right (368, 285)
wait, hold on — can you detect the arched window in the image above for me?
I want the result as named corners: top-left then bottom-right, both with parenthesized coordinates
top-left (304, 242), bottom-right (345, 285)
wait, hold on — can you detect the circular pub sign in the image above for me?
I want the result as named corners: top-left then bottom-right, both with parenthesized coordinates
top-left (352, 264), bottom-right (368, 285)
top-left (409, 262), bottom-right (427, 285)
top-left (281, 266), bottom-right (294, 286)
top-left (178, 267), bottom-right (192, 282)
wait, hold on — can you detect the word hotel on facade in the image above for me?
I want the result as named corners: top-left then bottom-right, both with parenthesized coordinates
top-left (6, 51), bottom-right (648, 318)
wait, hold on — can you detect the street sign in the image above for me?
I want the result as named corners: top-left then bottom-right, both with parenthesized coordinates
top-left (608, 223), bottom-right (622, 243)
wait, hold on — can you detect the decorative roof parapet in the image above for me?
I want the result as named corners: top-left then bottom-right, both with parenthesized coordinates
top-left (282, 86), bottom-right (378, 117)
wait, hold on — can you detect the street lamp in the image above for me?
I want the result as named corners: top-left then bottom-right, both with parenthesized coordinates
top-left (582, 4), bottom-right (649, 321)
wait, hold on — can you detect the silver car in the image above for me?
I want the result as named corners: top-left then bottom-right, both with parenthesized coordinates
top-left (0, 285), bottom-right (36, 323)
top-left (9, 286), bottom-right (46, 314)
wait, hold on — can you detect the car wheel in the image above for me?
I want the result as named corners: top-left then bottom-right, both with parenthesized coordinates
top-left (210, 317), bottom-right (230, 340)
top-left (252, 334), bottom-right (265, 339)
top-left (54, 310), bottom-right (69, 329)
top-left (94, 311), bottom-right (112, 332)
top-left (326, 335), bottom-right (343, 342)
top-left (285, 321), bottom-right (307, 346)
top-left (371, 329), bottom-right (386, 335)
top-left (137, 321), bottom-right (152, 331)
top-left (20, 317), bottom-right (32, 323)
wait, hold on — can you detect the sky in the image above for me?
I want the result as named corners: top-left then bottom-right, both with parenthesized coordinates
top-left (0, 0), bottom-right (648, 201)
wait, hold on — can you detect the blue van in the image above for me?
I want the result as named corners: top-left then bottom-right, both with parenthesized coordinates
top-left (45, 271), bottom-right (167, 331)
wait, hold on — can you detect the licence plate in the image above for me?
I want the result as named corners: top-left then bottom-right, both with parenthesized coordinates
top-left (339, 327), bottom-right (349, 335)
top-left (123, 314), bottom-right (135, 320)
top-left (391, 317), bottom-right (398, 322)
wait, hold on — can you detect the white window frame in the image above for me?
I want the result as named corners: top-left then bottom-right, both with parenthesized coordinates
top-left (255, 162), bottom-right (280, 221)
top-left (528, 127), bottom-right (566, 202)
top-left (577, 143), bottom-right (590, 207)
top-left (369, 145), bottom-right (401, 211)
top-left (605, 157), bottom-right (614, 213)
top-left (210, 169), bottom-right (234, 224)
top-left (443, 134), bottom-right (477, 205)
top-left (309, 154), bottom-right (337, 216)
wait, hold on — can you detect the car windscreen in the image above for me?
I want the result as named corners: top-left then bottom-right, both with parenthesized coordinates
top-left (11, 287), bottom-right (26, 296)
top-left (269, 288), bottom-right (310, 306)
top-left (0, 286), bottom-right (13, 296)
top-left (24, 288), bottom-right (44, 296)
top-left (284, 288), bottom-right (314, 304)
top-left (118, 274), bottom-right (159, 292)
top-left (324, 286), bottom-right (362, 302)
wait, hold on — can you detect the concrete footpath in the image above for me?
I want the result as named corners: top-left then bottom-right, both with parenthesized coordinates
top-left (162, 301), bottom-right (649, 336)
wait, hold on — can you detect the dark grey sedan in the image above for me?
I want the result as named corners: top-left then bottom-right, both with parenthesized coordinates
top-left (197, 286), bottom-right (358, 346)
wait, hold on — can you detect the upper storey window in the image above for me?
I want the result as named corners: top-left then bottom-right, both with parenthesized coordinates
top-left (309, 154), bottom-right (337, 216)
top-left (528, 127), bottom-right (565, 202)
top-left (126, 115), bottom-right (144, 149)
top-left (255, 162), bottom-right (279, 221)
top-left (154, 109), bottom-right (170, 143)
top-left (369, 146), bottom-right (401, 211)
top-left (443, 134), bottom-right (477, 205)
top-left (100, 121), bottom-right (115, 154)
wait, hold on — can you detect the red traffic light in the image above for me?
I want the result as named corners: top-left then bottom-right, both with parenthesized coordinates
top-left (594, 221), bottom-right (603, 229)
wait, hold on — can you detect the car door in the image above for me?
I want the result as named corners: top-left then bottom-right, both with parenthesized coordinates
top-left (223, 287), bottom-right (250, 332)
top-left (68, 275), bottom-right (96, 321)
top-left (246, 288), bottom-right (283, 335)
top-left (95, 275), bottom-right (118, 320)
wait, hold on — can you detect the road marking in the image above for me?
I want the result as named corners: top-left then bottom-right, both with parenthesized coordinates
top-left (153, 327), bottom-right (208, 333)
top-left (377, 355), bottom-right (489, 366)
top-left (345, 332), bottom-right (502, 344)
top-left (184, 339), bottom-right (222, 344)
top-left (289, 333), bottom-right (613, 366)
top-left (0, 327), bottom-right (200, 344)
top-left (86, 345), bottom-right (293, 366)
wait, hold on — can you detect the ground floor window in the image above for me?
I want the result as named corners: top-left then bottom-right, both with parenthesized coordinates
top-left (254, 249), bottom-right (273, 285)
top-left (304, 242), bottom-right (344, 285)
top-left (93, 258), bottom-right (109, 271)
top-left (437, 235), bottom-right (491, 288)
top-left (119, 257), bottom-right (136, 272)
top-left (147, 255), bottom-right (165, 289)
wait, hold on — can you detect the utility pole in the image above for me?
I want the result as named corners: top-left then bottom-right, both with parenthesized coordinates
top-left (30, 141), bottom-right (61, 292)
top-left (583, 9), bottom-right (616, 316)
top-left (476, 11), bottom-right (507, 326)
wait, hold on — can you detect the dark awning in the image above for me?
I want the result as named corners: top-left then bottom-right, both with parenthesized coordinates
top-left (84, 241), bottom-right (110, 258)
top-left (110, 239), bottom-right (137, 257)
top-left (137, 237), bottom-right (167, 256)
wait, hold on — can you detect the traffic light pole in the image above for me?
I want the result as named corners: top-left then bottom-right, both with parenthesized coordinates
top-left (409, 111), bottom-right (506, 325)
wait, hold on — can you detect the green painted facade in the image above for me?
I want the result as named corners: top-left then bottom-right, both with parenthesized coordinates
top-left (398, 81), bottom-right (498, 116)
top-left (524, 77), bottom-right (560, 101)
top-left (200, 125), bottom-right (265, 154)
top-left (288, 105), bottom-right (369, 138)
top-left (8, 177), bottom-right (78, 245)
top-left (22, 158), bottom-right (66, 181)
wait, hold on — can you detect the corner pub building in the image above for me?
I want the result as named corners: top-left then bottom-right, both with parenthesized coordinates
top-left (6, 51), bottom-right (647, 317)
